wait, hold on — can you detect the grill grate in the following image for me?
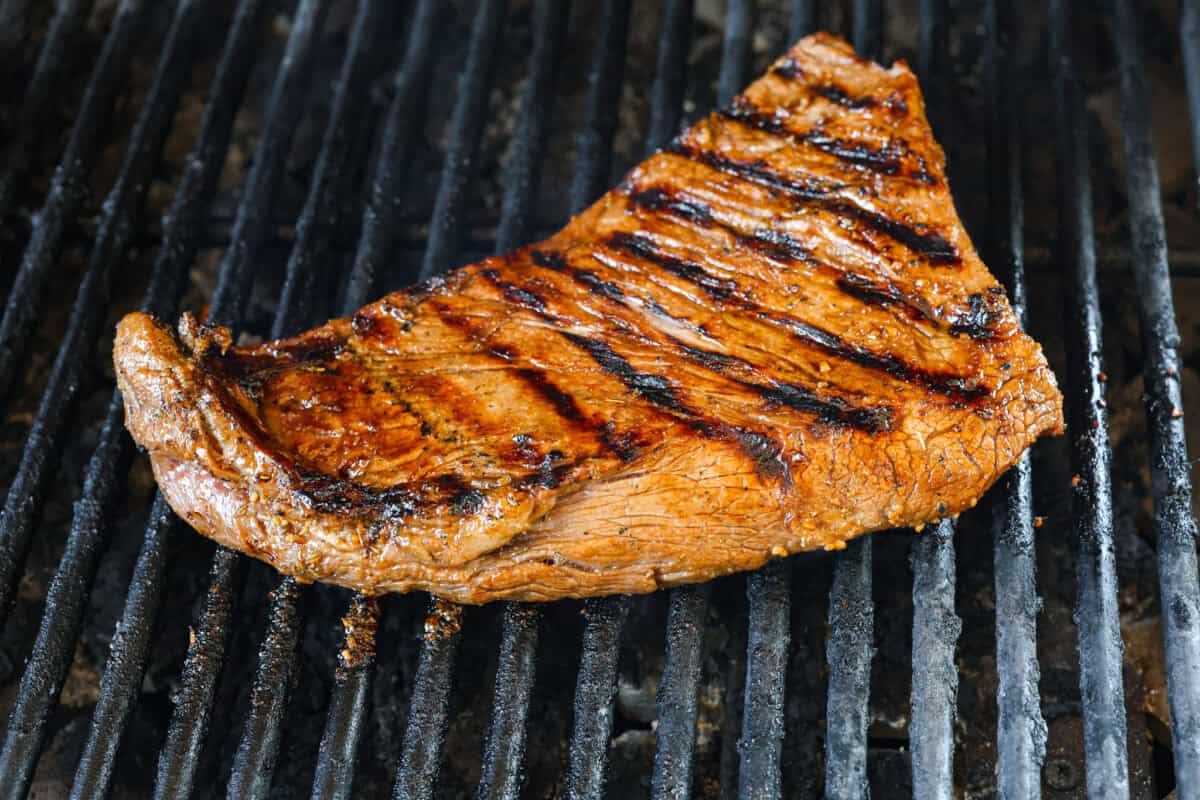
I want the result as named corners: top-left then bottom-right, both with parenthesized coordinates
top-left (1, 1), bottom-right (1199, 797)
top-left (1050, 0), bottom-right (1130, 793)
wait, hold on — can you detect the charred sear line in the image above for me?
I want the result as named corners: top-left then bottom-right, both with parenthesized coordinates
top-left (531, 247), bottom-right (629, 301)
top-left (948, 292), bottom-right (997, 339)
top-left (676, 337), bottom-right (891, 431)
top-left (833, 272), bottom-right (942, 329)
top-left (753, 381), bottom-right (892, 432)
top-left (666, 140), bottom-right (838, 199)
top-left (607, 232), bottom-right (742, 304)
top-left (480, 268), bottom-right (549, 312)
top-left (430, 291), bottom-right (638, 463)
top-left (624, 187), bottom-right (954, 331)
top-left (522, 252), bottom-right (889, 433)
top-left (666, 143), bottom-right (959, 264)
top-left (720, 103), bottom-right (935, 184)
top-left (732, 429), bottom-right (790, 483)
top-left (832, 202), bottom-right (959, 264)
top-left (597, 218), bottom-right (980, 402)
top-left (628, 187), bottom-right (714, 225)
top-left (742, 227), bottom-right (816, 263)
top-left (762, 312), bottom-right (987, 400)
top-left (561, 331), bottom-right (685, 412)
top-left (531, 249), bottom-right (567, 271)
top-left (771, 57), bottom-right (804, 80)
top-left (811, 83), bottom-right (877, 108)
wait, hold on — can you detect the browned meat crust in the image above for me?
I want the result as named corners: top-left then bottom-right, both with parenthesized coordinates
top-left (113, 34), bottom-right (1064, 603)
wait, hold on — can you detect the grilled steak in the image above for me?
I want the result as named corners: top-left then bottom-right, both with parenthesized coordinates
top-left (114, 34), bottom-right (1064, 603)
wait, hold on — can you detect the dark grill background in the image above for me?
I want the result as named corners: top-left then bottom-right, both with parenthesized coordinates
top-left (0, 0), bottom-right (1198, 798)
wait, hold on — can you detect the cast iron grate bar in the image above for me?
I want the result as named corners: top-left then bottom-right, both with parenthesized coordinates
top-left (824, 539), bottom-right (873, 797)
top-left (1049, 0), bottom-right (1131, 794)
top-left (738, 561), bottom-right (791, 800)
top-left (988, 0), bottom-right (1047, 793)
top-left (149, 2), bottom-right (330, 796)
top-left (1183, 0), bottom-right (1200, 205)
top-left (476, 604), bottom-right (542, 800)
top-left (0, 0), bottom-right (93, 223)
top-left (229, 577), bottom-right (303, 799)
top-left (0, 1), bottom-right (205, 795)
top-left (0, 0), bottom-right (32, 67)
top-left (0, 0), bottom-right (151, 401)
top-left (564, 2), bottom-right (695, 797)
top-left (734, 6), bottom-right (817, 796)
top-left (389, 3), bottom-right (509, 797)
top-left (343, 0), bottom-right (441, 311)
top-left (653, 2), bottom-right (753, 797)
top-left (645, 0), bottom-right (693, 152)
top-left (307, 3), bottom-right (444, 794)
top-left (473, 2), bottom-right (568, 798)
top-left (416, 0), bottom-right (508, 283)
top-left (715, 0), bottom-right (753, 111)
top-left (223, 2), bottom-right (390, 795)
top-left (907, 2), bottom-right (960, 796)
top-left (1113, 0), bottom-right (1200, 789)
top-left (788, 0), bottom-right (814, 43)
top-left (568, 0), bottom-right (632, 213)
top-left (311, 595), bottom-right (381, 800)
top-left (651, 583), bottom-right (712, 800)
top-left (563, 596), bottom-right (632, 800)
top-left (909, 519), bottom-right (959, 798)
top-left (493, 0), bottom-right (568, 254)
top-left (392, 601), bottom-right (465, 800)
top-left (66, 2), bottom-right (270, 796)
top-left (0, 0), bottom-right (199, 627)
top-left (823, 3), bottom-right (879, 794)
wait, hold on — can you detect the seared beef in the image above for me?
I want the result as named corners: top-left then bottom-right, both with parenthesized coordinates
top-left (113, 34), bottom-right (1064, 603)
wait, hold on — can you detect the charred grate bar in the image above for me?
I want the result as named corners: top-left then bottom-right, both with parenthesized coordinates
top-left (0, 1), bottom-right (1198, 797)
top-left (1114, 0), bottom-right (1200, 789)
top-left (1050, 0), bottom-right (1130, 793)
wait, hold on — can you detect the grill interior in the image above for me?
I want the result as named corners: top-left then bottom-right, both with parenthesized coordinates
top-left (1, 0), bottom-right (1199, 797)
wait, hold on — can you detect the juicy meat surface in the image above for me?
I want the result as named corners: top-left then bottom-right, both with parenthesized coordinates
top-left (114, 34), bottom-right (1064, 603)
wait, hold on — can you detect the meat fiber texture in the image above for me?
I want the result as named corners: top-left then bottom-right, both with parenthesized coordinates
top-left (113, 34), bottom-right (1063, 603)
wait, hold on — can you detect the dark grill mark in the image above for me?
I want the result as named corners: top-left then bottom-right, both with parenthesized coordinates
top-left (762, 312), bottom-right (986, 400)
top-left (625, 186), bottom-right (992, 338)
top-left (596, 225), bottom-right (980, 398)
top-left (481, 268), bottom-right (549, 312)
top-left (832, 202), bottom-right (959, 264)
top-left (732, 429), bottom-right (790, 483)
top-left (720, 103), bottom-right (935, 184)
top-left (948, 292), bottom-right (997, 339)
top-left (531, 249), bottom-right (567, 271)
top-left (772, 57), bottom-right (804, 79)
top-left (812, 83), bottom-right (877, 108)
top-left (666, 142), bottom-right (959, 264)
top-left (666, 140), bottom-right (839, 199)
top-left (514, 368), bottom-right (586, 423)
top-left (753, 381), bottom-right (892, 431)
top-left (743, 227), bottom-right (816, 263)
top-left (834, 272), bottom-right (907, 308)
top-left (607, 232), bottom-right (741, 303)
top-left (670, 338), bottom-right (891, 430)
top-left (430, 293), bottom-right (639, 463)
top-left (448, 486), bottom-right (487, 515)
top-left (561, 332), bottom-right (686, 411)
top-left (675, 336), bottom-right (892, 430)
top-left (295, 471), bottom-right (484, 520)
top-left (530, 248), bottom-right (628, 301)
top-left (627, 187), bottom-right (714, 225)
